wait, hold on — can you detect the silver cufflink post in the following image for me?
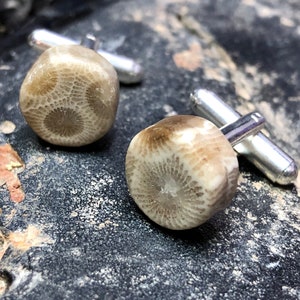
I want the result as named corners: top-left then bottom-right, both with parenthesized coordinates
top-left (28, 29), bottom-right (144, 84)
top-left (190, 89), bottom-right (298, 185)
top-left (221, 112), bottom-right (265, 147)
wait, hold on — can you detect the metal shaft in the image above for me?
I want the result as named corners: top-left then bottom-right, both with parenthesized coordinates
top-left (191, 89), bottom-right (298, 185)
top-left (28, 29), bottom-right (144, 84)
top-left (80, 34), bottom-right (100, 50)
top-left (221, 112), bottom-right (265, 147)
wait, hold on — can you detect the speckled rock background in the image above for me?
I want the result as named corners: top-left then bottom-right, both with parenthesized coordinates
top-left (0, 0), bottom-right (299, 299)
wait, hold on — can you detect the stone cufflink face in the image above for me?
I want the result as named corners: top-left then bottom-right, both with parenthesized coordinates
top-left (19, 28), bottom-right (144, 147)
top-left (19, 44), bottom-right (119, 147)
top-left (125, 112), bottom-right (265, 230)
top-left (125, 89), bottom-right (298, 230)
top-left (20, 29), bottom-right (143, 147)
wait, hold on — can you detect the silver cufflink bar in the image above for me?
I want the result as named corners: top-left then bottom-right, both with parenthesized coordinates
top-left (28, 29), bottom-right (144, 84)
top-left (191, 89), bottom-right (298, 185)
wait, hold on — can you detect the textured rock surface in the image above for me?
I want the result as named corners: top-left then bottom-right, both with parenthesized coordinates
top-left (0, 0), bottom-right (299, 299)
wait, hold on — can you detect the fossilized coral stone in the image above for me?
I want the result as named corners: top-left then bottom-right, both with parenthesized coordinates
top-left (19, 45), bottom-right (119, 147)
top-left (125, 115), bottom-right (239, 230)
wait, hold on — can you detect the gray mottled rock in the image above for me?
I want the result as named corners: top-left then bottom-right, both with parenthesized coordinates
top-left (0, 0), bottom-right (299, 299)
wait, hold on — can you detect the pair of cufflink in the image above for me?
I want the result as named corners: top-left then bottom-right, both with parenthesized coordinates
top-left (19, 29), bottom-right (298, 230)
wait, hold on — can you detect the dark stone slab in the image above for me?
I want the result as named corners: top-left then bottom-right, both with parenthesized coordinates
top-left (0, 0), bottom-right (299, 299)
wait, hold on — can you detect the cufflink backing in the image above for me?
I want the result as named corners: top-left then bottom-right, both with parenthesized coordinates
top-left (28, 29), bottom-right (144, 84)
top-left (191, 89), bottom-right (298, 185)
